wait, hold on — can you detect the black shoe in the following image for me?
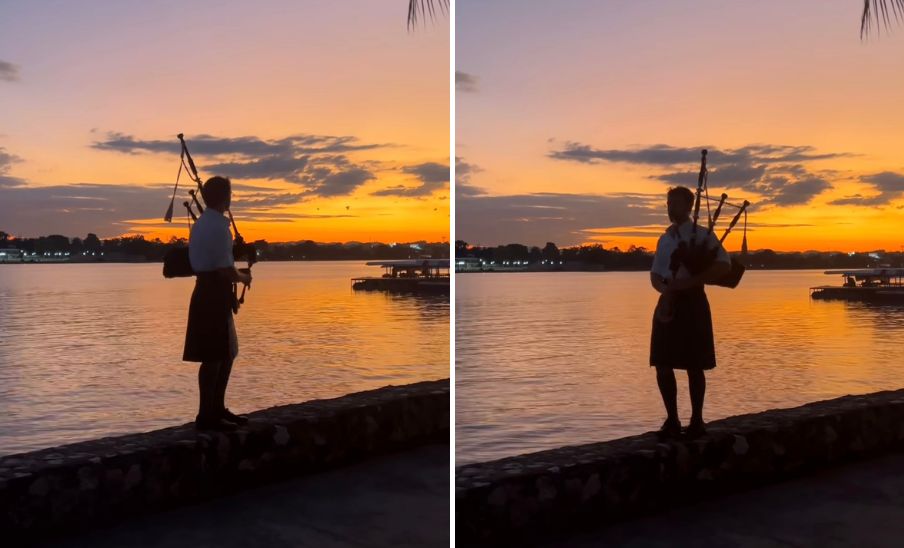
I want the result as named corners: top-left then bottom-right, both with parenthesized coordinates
top-left (195, 415), bottom-right (238, 431)
top-left (656, 418), bottom-right (682, 440)
top-left (221, 408), bottom-right (248, 425)
top-left (684, 420), bottom-right (707, 439)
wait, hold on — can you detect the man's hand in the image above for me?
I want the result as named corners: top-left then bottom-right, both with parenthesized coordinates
top-left (218, 266), bottom-right (252, 286)
top-left (238, 267), bottom-right (252, 287)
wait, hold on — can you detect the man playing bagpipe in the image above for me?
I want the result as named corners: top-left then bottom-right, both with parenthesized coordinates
top-left (182, 176), bottom-right (252, 431)
top-left (649, 185), bottom-right (731, 440)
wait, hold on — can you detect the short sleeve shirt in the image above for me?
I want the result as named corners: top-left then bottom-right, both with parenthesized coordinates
top-left (188, 209), bottom-right (234, 273)
top-left (651, 221), bottom-right (730, 280)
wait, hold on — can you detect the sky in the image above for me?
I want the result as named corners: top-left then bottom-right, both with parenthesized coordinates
top-left (0, 0), bottom-right (449, 243)
top-left (456, 0), bottom-right (904, 252)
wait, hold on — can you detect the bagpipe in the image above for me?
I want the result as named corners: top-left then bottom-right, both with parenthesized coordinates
top-left (162, 134), bottom-right (257, 311)
top-left (668, 149), bottom-right (750, 288)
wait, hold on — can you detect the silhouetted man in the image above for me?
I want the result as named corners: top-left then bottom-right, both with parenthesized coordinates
top-left (183, 176), bottom-right (252, 430)
top-left (649, 186), bottom-right (730, 439)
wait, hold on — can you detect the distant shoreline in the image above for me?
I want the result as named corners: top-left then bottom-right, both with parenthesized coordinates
top-left (0, 257), bottom-right (450, 265)
top-left (455, 266), bottom-right (886, 273)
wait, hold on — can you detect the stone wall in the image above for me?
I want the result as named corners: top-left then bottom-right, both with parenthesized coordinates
top-left (0, 379), bottom-right (449, 541)
top-left (456, 389), bottom-right (904, 545)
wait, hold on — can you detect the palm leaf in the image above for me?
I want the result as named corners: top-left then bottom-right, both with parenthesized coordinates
top-left (861, 0), bottom-right (904, 37)
top-left (408, 0), bottom-right (449, 29)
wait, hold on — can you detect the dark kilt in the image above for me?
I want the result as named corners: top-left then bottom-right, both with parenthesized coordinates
top-left (183, 272), bottom-right (236, 363)
top-left (650, 287), bottom-right (716, 370)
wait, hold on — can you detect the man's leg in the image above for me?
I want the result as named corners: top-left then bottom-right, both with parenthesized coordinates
top-left (198, 360), bottom-right (221, 420)
top-left (687, 369), bottom-right (706, 425)
top-left (655, 366), bottom-right (679, 422)
top-left (214, 358), bottom-right (233, 414)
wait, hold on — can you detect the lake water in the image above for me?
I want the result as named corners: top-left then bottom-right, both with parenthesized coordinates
top-left (0, 262), bottom-right (449, 456)
top-left (456, 270), bottom-right (904, 464)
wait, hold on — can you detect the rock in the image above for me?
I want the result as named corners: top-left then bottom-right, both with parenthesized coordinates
top-left (733, 435), bottom-right (750, 456)
top-left (581, 473), bottom-right (601, 501)
top-left (273, 426), bottom-right (290, 447)
top-left (536, 476), bottom-right (557, 502)
top-left (125, 464), bottom-right (142, 490)
top-left (488, 486), bottom-right (508, 507)
top-left (28, 477), bottom-right (50, 497)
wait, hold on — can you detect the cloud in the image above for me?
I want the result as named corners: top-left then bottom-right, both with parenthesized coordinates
top-left (828, 171), bottom-right (904, 206)
top-left (92, 133), bottom-right (382, 156)
top-left (0, 147), bottom-right (25, 188)
top-left (549, 141), bottom-right (844, 206)
top-left (205, 155), bottom-right (310, 182)
top-left (456, 70), bottom-right (479, 93)
top-left (455, 157), bottom-right (486, 197)
top-left (456, 191), bottom-right (663, 247)
top-left (92, 132), bottom-right (389, 199)
top-left (371, 162), bottom-right (449, 197)
top-left (765, 176), bottom-right (832, 206)
top-left (549, 142), bottom-right (845, 167)
top-left (0, 182), bottom-right (173, 237)
top-left (0, 60), bottom-right (19, 82)
top-left (314, 168), bottom-right (376, 196)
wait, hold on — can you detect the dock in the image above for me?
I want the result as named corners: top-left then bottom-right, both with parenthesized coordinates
top-left (352, 259), bottom-right (449, 294)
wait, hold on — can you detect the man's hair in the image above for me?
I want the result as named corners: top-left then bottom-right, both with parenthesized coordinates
top-left (201, 176), bottom-right (231, 208)
top-left (667, 186), bottom-right (694, 208)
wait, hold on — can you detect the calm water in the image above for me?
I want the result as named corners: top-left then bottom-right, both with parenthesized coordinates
top-left (0, 262), bottom-right (449, 456)
top-left (456, 270), bottom-right (904, 464)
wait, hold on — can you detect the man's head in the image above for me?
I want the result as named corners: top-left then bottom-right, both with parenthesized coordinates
top-left (201, 176), bottom-right (231, 212)
top-left (667, 186), bottom-right (694, 223)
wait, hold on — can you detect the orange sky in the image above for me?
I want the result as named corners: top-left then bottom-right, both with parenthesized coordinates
top-left (456, 0), bottom-right (904, 252)
top-left (0, 1), bottom-right (449, 243)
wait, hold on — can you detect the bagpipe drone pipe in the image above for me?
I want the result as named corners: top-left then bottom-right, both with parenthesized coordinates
top-left (668, 149), bottom-right (750, 289)
top-left (161, 134), bottom-right (257, 308)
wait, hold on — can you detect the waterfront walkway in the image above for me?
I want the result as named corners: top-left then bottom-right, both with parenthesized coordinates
top-left (43, 444), bottom-right (449, 548)
top-left (555, 451), bottom-right (904, 547)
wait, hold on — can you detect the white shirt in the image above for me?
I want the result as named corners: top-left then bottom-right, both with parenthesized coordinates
top-left (651, 220), bottom-right (730, 280)
top-left (189, 208), bottom-right (234, 273)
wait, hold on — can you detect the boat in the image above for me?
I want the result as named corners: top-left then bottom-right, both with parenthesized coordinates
top-left (810, 268), bottom-right (904, 301)
top-left (352, 259), bottom-right (449, 294)
top-left (455, 257), bottom-right (483, 272)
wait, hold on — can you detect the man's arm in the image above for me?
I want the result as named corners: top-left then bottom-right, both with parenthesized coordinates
top-left (218, 266), bottom-right (251, 285)
top-left (650, 272), bottom-right (669, 294)
top-left (215, 223), bottom-right (251, 285)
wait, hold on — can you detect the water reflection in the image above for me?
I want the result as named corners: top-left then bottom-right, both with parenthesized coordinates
top-left (456, 270), bottom-right (904, 464)
top-left (0, 262), bottom-right (448, 455)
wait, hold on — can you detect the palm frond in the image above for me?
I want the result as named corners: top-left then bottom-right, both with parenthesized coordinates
top-left (408, 0), bottom-right (449, 30)
top-left (861, 0), bottom-right (904, 38)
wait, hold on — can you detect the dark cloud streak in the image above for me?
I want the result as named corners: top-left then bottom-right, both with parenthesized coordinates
top-left (0, 60), bottom-right (19, 82)
top-left (829, 171), bottom-right (904, 206)
top-left (372, 162), bottom-right (449, 197)
top-left (456, 71), bottom-right (478, 93)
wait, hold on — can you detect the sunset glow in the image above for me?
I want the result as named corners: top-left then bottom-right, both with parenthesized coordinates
top-left (456, 0), bottom-right (904, 252)
top-left (0, 1), bottom-right (449, 243)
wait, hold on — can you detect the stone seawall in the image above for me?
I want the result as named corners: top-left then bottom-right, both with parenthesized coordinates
top-left (456, 389), bottom-right (904, 545)
top-left (0, 379), bottom-right (449, 541)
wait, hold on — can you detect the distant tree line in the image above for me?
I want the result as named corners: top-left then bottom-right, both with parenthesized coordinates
top-left (0, 231), bottom-right (449, 261)
top-left (455, 240), bottom-right (904, 270)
